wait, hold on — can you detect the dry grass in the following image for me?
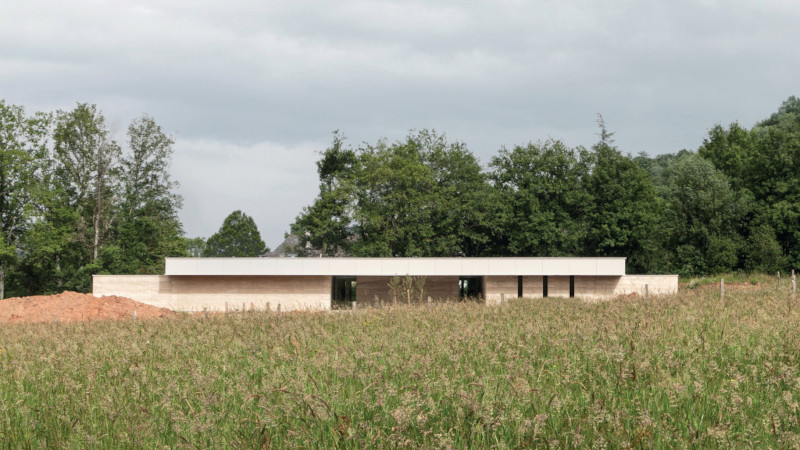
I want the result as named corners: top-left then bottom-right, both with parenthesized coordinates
top-left (1, 278), bottom-right (799, 448)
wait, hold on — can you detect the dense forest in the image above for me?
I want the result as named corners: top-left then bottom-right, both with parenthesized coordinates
top-left (1, 97), bottom-right (798, 298)
top-left (292, 97), bottom-right (800, 276)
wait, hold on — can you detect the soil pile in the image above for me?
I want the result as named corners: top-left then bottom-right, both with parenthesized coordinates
top-left (0, 291), bottom-right (176, 324)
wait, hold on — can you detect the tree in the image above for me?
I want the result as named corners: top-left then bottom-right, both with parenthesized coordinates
top-left (582, 132), bottom-right (663, 273)
top-left (204, 210), bottom-right (268, 257)
top-left (661, 154), bottom-right (749, 275)
top-left (52, 103), bottom-right (121, 264)
top-left (488, 140), bottom-right (592, 256)
top-left (291, 131), bottom-right (359, 256)
top-left (292, 130), bottom-right (499, 257)
top-left (0, 101), bottom-right (49, 299)
top-left (107, 114), bottom-right (186, 273)
top-left (185, 237), bottom-right (206, 257)
top-left (698, 96), bottom-right (800, 269)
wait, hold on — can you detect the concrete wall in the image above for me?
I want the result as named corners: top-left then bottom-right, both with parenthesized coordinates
top-left (522, 276), bottom-right (544, 298)
top-left (356, 276), bottom-right (459, 306)
top-left (93, 275), bottom-right (332, 312)
top-left (94, 273), bottom-right (679, 312)
top-left (614, 275), bottom-right (679, 297)
top-left (484, 276), bottom-right (517, 305)
top-left (93, 275), bottom-right (175, 309)
top-left (548, 276), bottom-right (571, 298)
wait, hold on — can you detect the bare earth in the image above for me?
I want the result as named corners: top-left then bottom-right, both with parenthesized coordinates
top-left (0, 291), bottom-right (176, 324)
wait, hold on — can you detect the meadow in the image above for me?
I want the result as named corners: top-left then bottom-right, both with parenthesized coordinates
top-left (1, 277), bottom-right (799, 448)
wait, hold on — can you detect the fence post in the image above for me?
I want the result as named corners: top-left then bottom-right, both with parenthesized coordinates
top-left (427, 296), bottom-right (432, 306)
top-left (266, 302), bottom-right (271, 312)
top-left (501, 293), bottom-right (505, 305)
top-left (277, 304), bottom-right (281, 315)
top-left (351, 301), bottom-right (356, 311)
top-left (225, 302), bottom-right (229, 313)
top-left (133, 310), bottom-right (137, 321)
top-left (720, 278), bottom-right (725, 299)
top-left (645, 284), bottom-right (649, 299)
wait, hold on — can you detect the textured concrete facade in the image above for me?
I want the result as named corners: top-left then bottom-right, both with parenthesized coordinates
top-left (356, 276), bottom-right (459, 306)
top-left (483, 276), bottom-right (518, 305)
top-left (522, 276), bottom-right (544, 298)
top-left (93, 259), bottom-right (679, 312)
top-left (94, 275), bottom-right (331, 312)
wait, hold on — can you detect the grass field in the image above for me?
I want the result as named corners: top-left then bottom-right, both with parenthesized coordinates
top-left (1, 277), bottom-right (799, 448)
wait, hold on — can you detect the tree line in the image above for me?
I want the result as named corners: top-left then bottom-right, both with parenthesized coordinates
top-left (0, 101), bottom-right (276, 299)
top-left (0, 101), bottom-right (188, 299)
top-left (291, 97), bottom-right (800, 276)
top-left (2, 97), bottom-right (797, 298)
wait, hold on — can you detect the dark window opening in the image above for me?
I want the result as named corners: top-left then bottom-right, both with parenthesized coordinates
top-left (459, 277), bottom-right (482, 298)
top-left (569, 276), bottom-right (575, 298)
top-left (332, 276), bottom-right (356, 307)
top-left (543, 276), bottom-right (548, 298)
top-left (518, 276), bottom-right (523, 298)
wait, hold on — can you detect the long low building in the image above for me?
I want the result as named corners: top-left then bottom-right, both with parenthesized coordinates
top-left (92, 257), bottom-right (678, 312)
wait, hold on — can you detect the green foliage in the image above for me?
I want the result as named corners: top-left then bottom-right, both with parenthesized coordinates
top-left (583, 137), bottom-right (663, 273)
top-left (204, 210), bottom-right (268, 257)
top-left (0, 100), bottom-right (50, 298)
top-left (184, 237), bottom-right (207, 257)
top-left (109, 115), bottom-right (186, 274)
top-left (1, 100), bottom-right (186, 296)
top-left (293, 130), bottom-right (500, 257)
top-left (489, 140), bottom-right (591, 256)
top-left (2, 287), bottom-right (800, 447)
top-left (661, 154), bottom-right (749, 275)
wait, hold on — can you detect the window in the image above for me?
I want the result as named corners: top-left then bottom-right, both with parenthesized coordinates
top-left (332, 276), bottom-right (356, 306)
top-left (459, 277), bottom-right (482, 298)
top-left (569, 276), bottom-right (575, 298)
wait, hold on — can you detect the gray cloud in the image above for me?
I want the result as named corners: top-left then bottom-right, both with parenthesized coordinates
top-left (2, 0), bottom-right (799, 247)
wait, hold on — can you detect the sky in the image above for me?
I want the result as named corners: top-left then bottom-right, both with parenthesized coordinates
top-left (2, 0), bottom-right (799, 249)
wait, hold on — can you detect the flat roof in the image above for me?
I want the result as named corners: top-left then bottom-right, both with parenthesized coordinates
top-left (164, 257), bottom-right (627, 277)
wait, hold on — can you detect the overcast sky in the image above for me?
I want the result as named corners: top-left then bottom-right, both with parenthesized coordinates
top-left (2, 0), bottom-right (798, 249)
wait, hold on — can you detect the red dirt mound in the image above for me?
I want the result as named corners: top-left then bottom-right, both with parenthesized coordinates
top-left (0, 291), bottom-right (176, 324)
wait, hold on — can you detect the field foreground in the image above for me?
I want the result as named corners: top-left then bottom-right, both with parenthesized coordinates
top-left (1, 285), bottom-right (799, 447)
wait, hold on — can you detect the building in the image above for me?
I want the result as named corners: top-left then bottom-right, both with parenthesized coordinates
top-left (92, 257), bottom-right (678, 312)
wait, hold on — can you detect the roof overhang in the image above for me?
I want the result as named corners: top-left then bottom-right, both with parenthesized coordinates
top-left (164, 257), bottom-right (627, 277)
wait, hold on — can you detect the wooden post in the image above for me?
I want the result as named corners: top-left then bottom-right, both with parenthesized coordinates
top-left (133, 310), bottom-right (137, 321)
top-left (427, 296), bottom-right (432, 306)
top-left (225, 302), bottom-right (229, 313)
top-left (242, 302), bottom-right (245, 312)
top-left (501, 293), bottom-right (505, 305)
top-left (277, 304), bottom-right (281, 314)
top-left (351, 301), bottom-right (356, 310)
top-left (720, 278), bottom-right (725, 299)
top-left (266, 302), bottom-right (271, 312)
top-left (645, 284), bottom-right (649, 299)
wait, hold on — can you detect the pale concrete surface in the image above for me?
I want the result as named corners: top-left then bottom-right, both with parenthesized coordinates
top-left (93, 275), bottom-right (331, 312)
top-left (355, 276), bottom-right (459, 306)
top-left (484, 276), bottom-right (518, 305)
top-left (548, 276), bottom-right (571, 298)
top-left (165, 257), bottom-right (627, 276)
top-left (522, 276), bottom-right (544, 298)
top-left (93, 272), bottom-right (679, 312)
top-left (93, 275), bottom-right (175, 309)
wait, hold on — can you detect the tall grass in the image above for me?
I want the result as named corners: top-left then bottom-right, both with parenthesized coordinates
top-left (1, 281), bottom-right (799, 447)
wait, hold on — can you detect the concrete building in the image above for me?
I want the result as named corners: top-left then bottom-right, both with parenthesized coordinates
top-left (92, 257), bottom-right (678, 312)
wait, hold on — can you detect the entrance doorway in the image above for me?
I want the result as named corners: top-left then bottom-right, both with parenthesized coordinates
top-left (459, 277), bottom-right (482, 299)
top-left (332, 276), bottom-right (356, 308)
